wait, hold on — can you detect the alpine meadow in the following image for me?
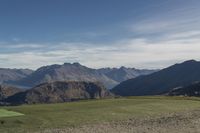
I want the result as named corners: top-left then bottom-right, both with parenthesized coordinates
top-left (1, 0), bottom-right (200, 133)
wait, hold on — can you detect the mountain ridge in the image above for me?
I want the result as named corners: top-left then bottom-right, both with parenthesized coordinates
top-left (112, 60), bottom-right (200, 96)
top-left (6, 63), bottom-right (156, 89)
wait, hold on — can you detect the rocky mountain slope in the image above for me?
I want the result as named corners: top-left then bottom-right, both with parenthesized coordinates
top-left (112, 60), bottom-right (200, 96)
top-left (5, 81), bottom-right (113, 104)
top-left (11, 63), bottom-right (117, 89)
top-left (0, 85), bottom-right (22, 100)
top-left (10, 63), bottom-right (156, 89)
top-left (0, 68), bottom-right (33, 84)
top-left (98, 67), bottom-right (156, 82)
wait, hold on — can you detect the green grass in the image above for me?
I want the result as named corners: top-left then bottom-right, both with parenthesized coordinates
top-left (1, 96), bottom-right (200, 132)
top-left (0, 109), bottom-right (24, 118)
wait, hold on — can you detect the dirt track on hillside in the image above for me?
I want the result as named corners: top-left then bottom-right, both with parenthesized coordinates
top-left (37, 110), bottom-right (200, 133)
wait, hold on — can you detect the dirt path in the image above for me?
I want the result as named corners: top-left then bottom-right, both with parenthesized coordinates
top-left (37, 110), bottom-right (200, 133)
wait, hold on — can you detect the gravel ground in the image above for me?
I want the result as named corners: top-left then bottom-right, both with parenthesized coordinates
top-left (35, 109), bottom-right (200, 133)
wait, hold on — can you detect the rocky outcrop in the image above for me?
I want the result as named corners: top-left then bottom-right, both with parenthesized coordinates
top-left (5, 81), bottom-right (113, 104)
top-left (0, 85), bottom-right (22, 100)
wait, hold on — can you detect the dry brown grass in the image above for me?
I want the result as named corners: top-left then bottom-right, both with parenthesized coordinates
top-left (37, 109), bottom-right (200, 133)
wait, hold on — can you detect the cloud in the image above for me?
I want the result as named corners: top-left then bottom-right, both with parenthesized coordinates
top-left (128, 1), bottom-right (200, 41)
top-left (1, 1), bottom-right (200, 70)
top-left (0, 32), bottom-right (200, 70)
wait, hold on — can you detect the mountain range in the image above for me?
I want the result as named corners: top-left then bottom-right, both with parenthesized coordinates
top-left (1, 60), bottom-right (200, 105)
top-left (3, 63), bottom-right (156, 89)
top-left (112, 60), bottom-right (200, 96)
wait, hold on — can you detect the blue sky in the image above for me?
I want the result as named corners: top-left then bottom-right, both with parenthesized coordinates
top-left (0, 0), bottom-right (200, 69)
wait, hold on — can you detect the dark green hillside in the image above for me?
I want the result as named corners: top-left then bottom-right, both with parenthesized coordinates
top-left (112, 60), bottom-right (200, 96)
top-left (168, 81), bottom-right (200, 96)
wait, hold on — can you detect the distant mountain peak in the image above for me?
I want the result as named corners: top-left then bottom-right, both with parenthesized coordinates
top-left (73, 62), bottom-right (81, 66)
top-left (119, 66), bottom-right (126, 69)
top-left (63, 62), bottom-right (71, 65)
top-left (63, 62), bottom-right (83, 67)
top-left (182, 59), bottom-right (197, 64)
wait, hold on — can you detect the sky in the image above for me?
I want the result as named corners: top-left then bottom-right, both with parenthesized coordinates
top-left (0, 0), bottom-right (200, 69)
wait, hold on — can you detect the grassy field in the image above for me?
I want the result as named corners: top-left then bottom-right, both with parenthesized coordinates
top-left (0, 96), bottom-right (200, 133)
top-left (0, 109), bottom-right (24, 118)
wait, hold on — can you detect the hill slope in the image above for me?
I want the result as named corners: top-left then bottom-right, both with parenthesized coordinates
top-left (112, 60), bottom-right (200, 96)
top-left (0, 68), bottom-right (33, 84)
top-left (5, 81), bottom-right (113, 104)
top-left (0, 85), bottom-right (22, 100)
top-left (168, 82), bottom-right (200, 96)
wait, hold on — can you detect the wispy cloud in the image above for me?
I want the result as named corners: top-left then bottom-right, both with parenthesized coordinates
top-left (1, 1), bottom-right (200, 69)
top-left (0, 33), bottom-right (200, 70)
top-left (129, 1), bottom-right (200, 40)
